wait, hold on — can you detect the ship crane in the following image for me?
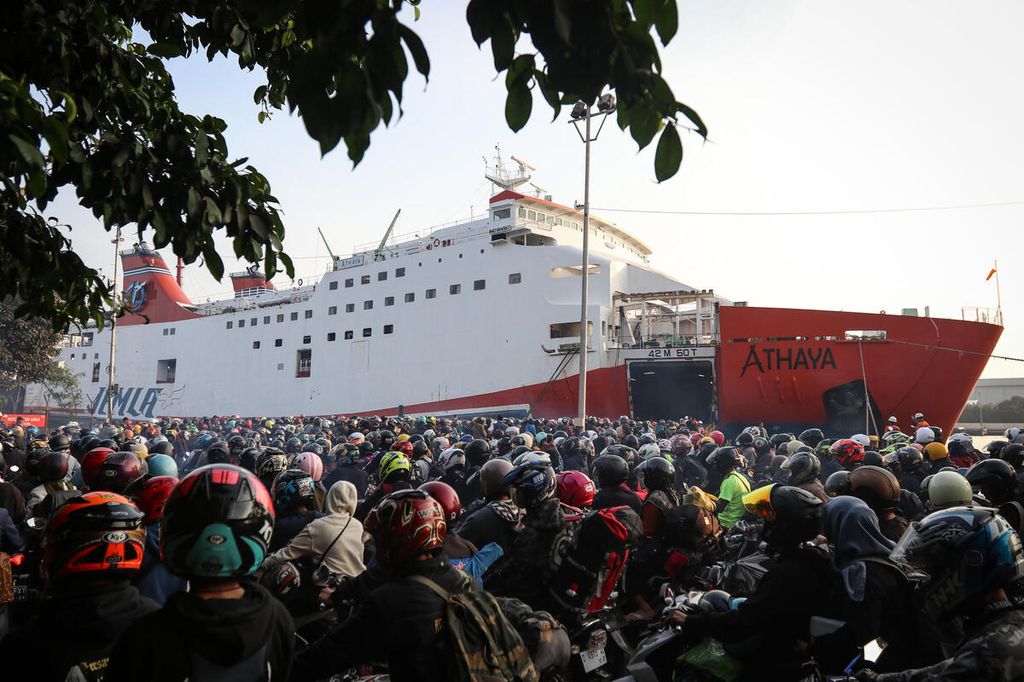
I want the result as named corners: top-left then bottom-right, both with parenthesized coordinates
top-left (373, 209), bottom-right (402, 262)
top-left (484, 145), bottom-right (532, 191)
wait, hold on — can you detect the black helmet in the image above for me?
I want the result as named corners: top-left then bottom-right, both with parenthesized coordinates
top-left (285, 436), bottom-right (302, 454)
top-left (48, 433), bottom-right (71, 452)
top-left (709, 446), bottom-right (742, 472)
top-left (205, 441), bottom-right (230, 465)
top-left (358, 441), bottom-right (375, 459)
top-left (824, 470), bottom-right (851, 497)
top-left (895, 446), bottom-right (927, 474)
top-left (412, 440), bottom-right (431, 460)
top-left (753, 437), bottom-right (771, 457)
top-left (149, 440), bottom-right (174, 457)
top-left (227, 435), bottom-right (246, 450)
top-left (379, 430), bottom-right (396, 451)
top-left (1001, 443), bottom-right (1024, 470)
top-left (600, 444), bottom-right (638, 467)
top-left (848, 465), bottom-right (901, 513)
top-left (301, 442), bottom-right (324, 456)
top-left (464, 439), bottom-right (491, 467)
top-left (986, 440), bottom-right (1009, 459)
top-left (161, 464), bottom-right (274, 578)
top-left (861, 450), bottom-right (884, 468)
top-left (966, 458), bottom-right (1019, 506)
top-left (735, 432), bottom-right (754, 448)
top-left (638, 433), bottom-right (657, 447)
top-left (623, 434), bottom-right (640, 450)
top-left (780, 451), bottom-right (820, 486)
top-left (592, 454), bottom-right (629, 488)
top-left (39, 451), bottom-right (70, 483)
top-left (768, 433), bottom-right (793, 451)
top-left (558, 437), bottom-right (594, 468)
top-left (239, 447), bottom-right (261, 472)
top-left (496, 437), bottom-right (513, 457)
top-left (745, 485), bottom-right (823, 548)
top-left (641, 456), bottom-right (675, 491)
top-left (797, 428), bottom-right (824, 448)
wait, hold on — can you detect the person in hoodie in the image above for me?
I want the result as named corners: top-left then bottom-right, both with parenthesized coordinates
top-left (0, 491), bottom-right (157, 681)
top-left (262, 480), bottom-right (366, 579)
top-left (814, 496), bottom-right (934, 674)
top-left (107, 463), bottom-right (293, 682)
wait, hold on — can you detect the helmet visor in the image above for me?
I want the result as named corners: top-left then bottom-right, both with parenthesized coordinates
top-left (742, 484), bottom-right (776, 522)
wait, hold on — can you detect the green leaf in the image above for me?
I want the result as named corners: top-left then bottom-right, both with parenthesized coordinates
top-left (654, 0), bottom-right (679, 44)
top-left (490, 19), bottom-right (516, 71)
top-left (147, 42), bottom-right (186, 58)
top-left (53, 91), bottom-right (77, 123)
top-left (676, 101), bottom-right (708, 140)
top-left (505, 81), bottom-right (532, 132)
top-left (9, 134), bottom-right (45, 170)
top-left (399, 25), bottom-right (430, 80)
top-left (654, 123), bottom-right (682, 182)
top-left (253, 85), bottom-right (268, 104)
top-left (42, 116), bottom-right (69, 165)
top-left (26, 170), bottom-right (47, 197)
top-left (203, 244), bottom-right (225, 280)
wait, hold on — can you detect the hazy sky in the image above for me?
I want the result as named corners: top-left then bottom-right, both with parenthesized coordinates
top-left (53, 1), bottom-right (1024, 378)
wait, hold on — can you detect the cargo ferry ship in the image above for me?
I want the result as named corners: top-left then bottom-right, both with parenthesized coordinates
top-left (39, 158), bottom-right (1002, 437)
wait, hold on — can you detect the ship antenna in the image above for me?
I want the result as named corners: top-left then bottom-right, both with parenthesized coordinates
top-left (484, 145), bottom-right (532, 191)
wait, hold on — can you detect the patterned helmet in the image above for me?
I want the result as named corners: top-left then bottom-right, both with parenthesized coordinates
top-left (161, 464), bottom-right (275, 578)
top-left (131, 475), bottom-right (180, 522)
top-left (42, 491), bottom-right (146, 583)
top-left (272, 469), bottom-right (317, 512)
top-left (378, 452), bottom-right (412, 483)
top-left (830, 439), bottom-right (865, 469)
top-left (365, 489), bottom-right (446, 568)
top-left (893, 507), bottom-right (1024, 617)
top-left (504, 462), bottom-right (557, 509)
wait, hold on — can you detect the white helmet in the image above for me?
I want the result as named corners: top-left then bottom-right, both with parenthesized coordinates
top-left (513, 451), bottom-right (551, 467)
top-left (638, 443), bottom-right (661, 460)
top-left (915, 427), bottom-right (936, 445)
top-left (851, 434), bottom-right (871, 448)
top-left (438, 447), bottom-right (466, 472)
top-left (349, 432), bottom-right (365, 444)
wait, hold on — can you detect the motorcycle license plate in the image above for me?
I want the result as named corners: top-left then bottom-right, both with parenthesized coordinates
top-left (579, 646), bottom-right (607, 672)
top-left (13, 584), bottom-right (28, 602)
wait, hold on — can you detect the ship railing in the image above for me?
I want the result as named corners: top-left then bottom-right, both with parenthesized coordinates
top-left (961, 306), bottom-right (1003, 326)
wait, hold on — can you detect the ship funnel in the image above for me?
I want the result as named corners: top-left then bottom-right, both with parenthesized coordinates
top-left (120, 244), bottom-right (200, 325)
top-left (230, 264), bottom-right (277, 298)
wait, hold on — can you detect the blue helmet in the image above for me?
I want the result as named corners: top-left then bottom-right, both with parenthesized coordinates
top-left (147, 454), bottom-right (179, 478)
top-left (892, 506), bottom-right (1024, 617)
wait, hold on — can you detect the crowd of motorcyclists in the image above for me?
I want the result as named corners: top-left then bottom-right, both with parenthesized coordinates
top-left (0, 411), bottom-right (1023, 681)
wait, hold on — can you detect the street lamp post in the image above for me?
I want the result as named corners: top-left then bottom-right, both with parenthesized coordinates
top-left (569, 95), bottom-right (616, 427)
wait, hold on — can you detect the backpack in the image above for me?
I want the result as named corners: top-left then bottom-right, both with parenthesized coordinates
top-left (408, 572), bottom-right (539, 682)
top-left (548, 505), bottom-right (642, 618)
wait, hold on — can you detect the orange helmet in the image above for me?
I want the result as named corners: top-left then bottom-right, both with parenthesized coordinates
top-left (42, 491), bottom-right (146, 583)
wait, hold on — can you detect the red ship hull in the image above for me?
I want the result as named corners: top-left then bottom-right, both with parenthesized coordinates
top-left (361, 306), bottom-right (1000, 438)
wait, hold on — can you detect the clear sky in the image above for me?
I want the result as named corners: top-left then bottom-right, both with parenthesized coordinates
top-left (53, 1), bottom-right (1024, 378)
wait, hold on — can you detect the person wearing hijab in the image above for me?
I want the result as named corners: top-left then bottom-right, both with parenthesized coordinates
top-left (815, 496), bottom-right (939, 673)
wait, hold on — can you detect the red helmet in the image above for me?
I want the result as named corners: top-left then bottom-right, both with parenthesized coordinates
top-left (556, 470), bottom-right (595, 508)
top-left (97, 451), bottom-right (147, 493)
top-left (365, 489), bottom-right (446, 568)
top-left (292, 452), bottom-right (324, 482)
top-left (131, 475), bottom-right (180, 522)
top-left (418, 480), bottom-right (461, 524)
top-left (709, 430), bottom-right (726, 446)
top-left (393, 441), bottom-right (414, 457)
top-left (830, 439), bottom-right (866, 468)
top-left (81, 447), bottom-right (115, 490)
top-left (42, 491), bottom-right (146, 583)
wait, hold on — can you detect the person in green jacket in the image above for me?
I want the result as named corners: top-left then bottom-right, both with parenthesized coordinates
top-left (711, 446), bottom-right (751, 528)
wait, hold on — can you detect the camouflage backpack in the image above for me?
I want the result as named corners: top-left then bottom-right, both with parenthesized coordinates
top-left (408, 572), bottom-right (539, 682)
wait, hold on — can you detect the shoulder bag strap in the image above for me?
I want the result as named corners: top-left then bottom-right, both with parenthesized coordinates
top-left (316, 515), bottom-right (353, 567)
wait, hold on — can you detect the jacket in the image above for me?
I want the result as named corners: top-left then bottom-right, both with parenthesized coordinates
top-left (269, 509), bottom-right (325, 552)
top-left (0, 506), bottom-right (22, 553)
top-left (293, 556), bottom-right (465, 682)
top-left (0, 480), bottom-right (25, 524)
top-left (264, 480), bottom-right (366, 578)
top-left (106, 582), bottom-right (294, 682)
top-left (0, 580), bottom-right (158, 682)
top-left (456, 499), bottom-right (521, 553)
top-left (323, 462), bottom-right (368, 500)
top-left (875, 603), bottom-right (1024, 681)
top-left (486, 498), bottom-right (570, 610)
top-left (593, 484), bottom-right (643, 514)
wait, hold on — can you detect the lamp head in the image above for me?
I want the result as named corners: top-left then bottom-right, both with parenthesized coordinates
top-left (597, 93), bottom-right (617, 113)
top-left (570, 100), bottom-right (589, 119)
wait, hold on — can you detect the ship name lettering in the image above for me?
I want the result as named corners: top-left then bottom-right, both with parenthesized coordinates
top-left (740, 345), bottom-right (836, 377)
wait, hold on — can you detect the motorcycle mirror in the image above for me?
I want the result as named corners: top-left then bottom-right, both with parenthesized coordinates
top-left (809, 616), bottom-right (846, 638)
top-left (659, 584), bottom-right (674, 602)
